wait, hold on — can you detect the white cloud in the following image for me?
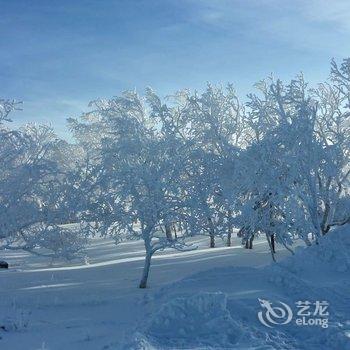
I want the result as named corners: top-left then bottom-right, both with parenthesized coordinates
top-left (184, 0), bottom-right (350, 56)
top-left (300, 0), bottom-right (350, 31)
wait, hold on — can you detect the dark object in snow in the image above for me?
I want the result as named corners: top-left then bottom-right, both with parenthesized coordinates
top-left (0, 261), bottom-right (8, 269)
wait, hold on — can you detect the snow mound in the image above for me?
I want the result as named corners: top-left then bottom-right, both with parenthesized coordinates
top-left (284, 225), bottom-right (350, 274)
top-left (145, 292), bottom-right (242, 348)
top-left (127, 292), bottom-right (297, 350)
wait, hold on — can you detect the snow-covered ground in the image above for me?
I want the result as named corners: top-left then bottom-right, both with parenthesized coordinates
top-left (1, 229), bottom-right (350, 349)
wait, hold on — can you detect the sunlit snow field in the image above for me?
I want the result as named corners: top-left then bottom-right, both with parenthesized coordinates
top-left (0, 234), bottom-right (285, 349)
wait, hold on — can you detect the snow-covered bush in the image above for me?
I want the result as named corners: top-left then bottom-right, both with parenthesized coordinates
top-left (23, 225), bottom-right (87, 260)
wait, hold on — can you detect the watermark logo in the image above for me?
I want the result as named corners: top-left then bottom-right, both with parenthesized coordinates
top-left (257, 299), bottom-right (329, 329)
top-left (258, 298), bottom-right (293, 327)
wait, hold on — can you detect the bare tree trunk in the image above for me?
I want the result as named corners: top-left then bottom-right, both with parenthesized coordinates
top-left (271, 234), bottom-right (276, 253)
top-left (165, 223), bottom-right (173, 241)
top-left (227, 230), bottom-right (232, 247)
top-left (227, 210), bottom-right (233, 247)
top-left (244, 232), bottom-right (254, 249)
top-left (173, 224), bottom-right (178, 239)
top-left (248, 235), bottom-right (254, 249)
top-left (208, 217), bottom-right (215, 248)
top-left (321, 201), bottom-right (331, 235)
top-left (139, 227), bottom-right (153, 289)
top-left (139, 252), bottom-right (152, 289)
top-left (266, 233), bottom-right (276, 262)
top-left (209, 234), bottom-right (215, 248)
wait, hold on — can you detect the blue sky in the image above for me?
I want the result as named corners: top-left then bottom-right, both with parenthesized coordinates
top-left (1, 0), bottom-right (350, 137)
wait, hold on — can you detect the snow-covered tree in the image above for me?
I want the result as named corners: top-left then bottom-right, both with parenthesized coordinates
top-left (234, 63), bottom-right (350, 256)
top-left (0, 101), bottom-right (87, 260)
top-left (70, 91), bottom-right (193, 288)
top-left (235, 76), bottom-right (323, 255)
top-left (146, 85), bottom-right (245, 247)
top-left (313, 58), bottom-right (350, 231)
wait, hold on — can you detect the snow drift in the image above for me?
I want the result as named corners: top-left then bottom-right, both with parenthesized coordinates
top-left (129, 225), bottom-right (350, 350)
